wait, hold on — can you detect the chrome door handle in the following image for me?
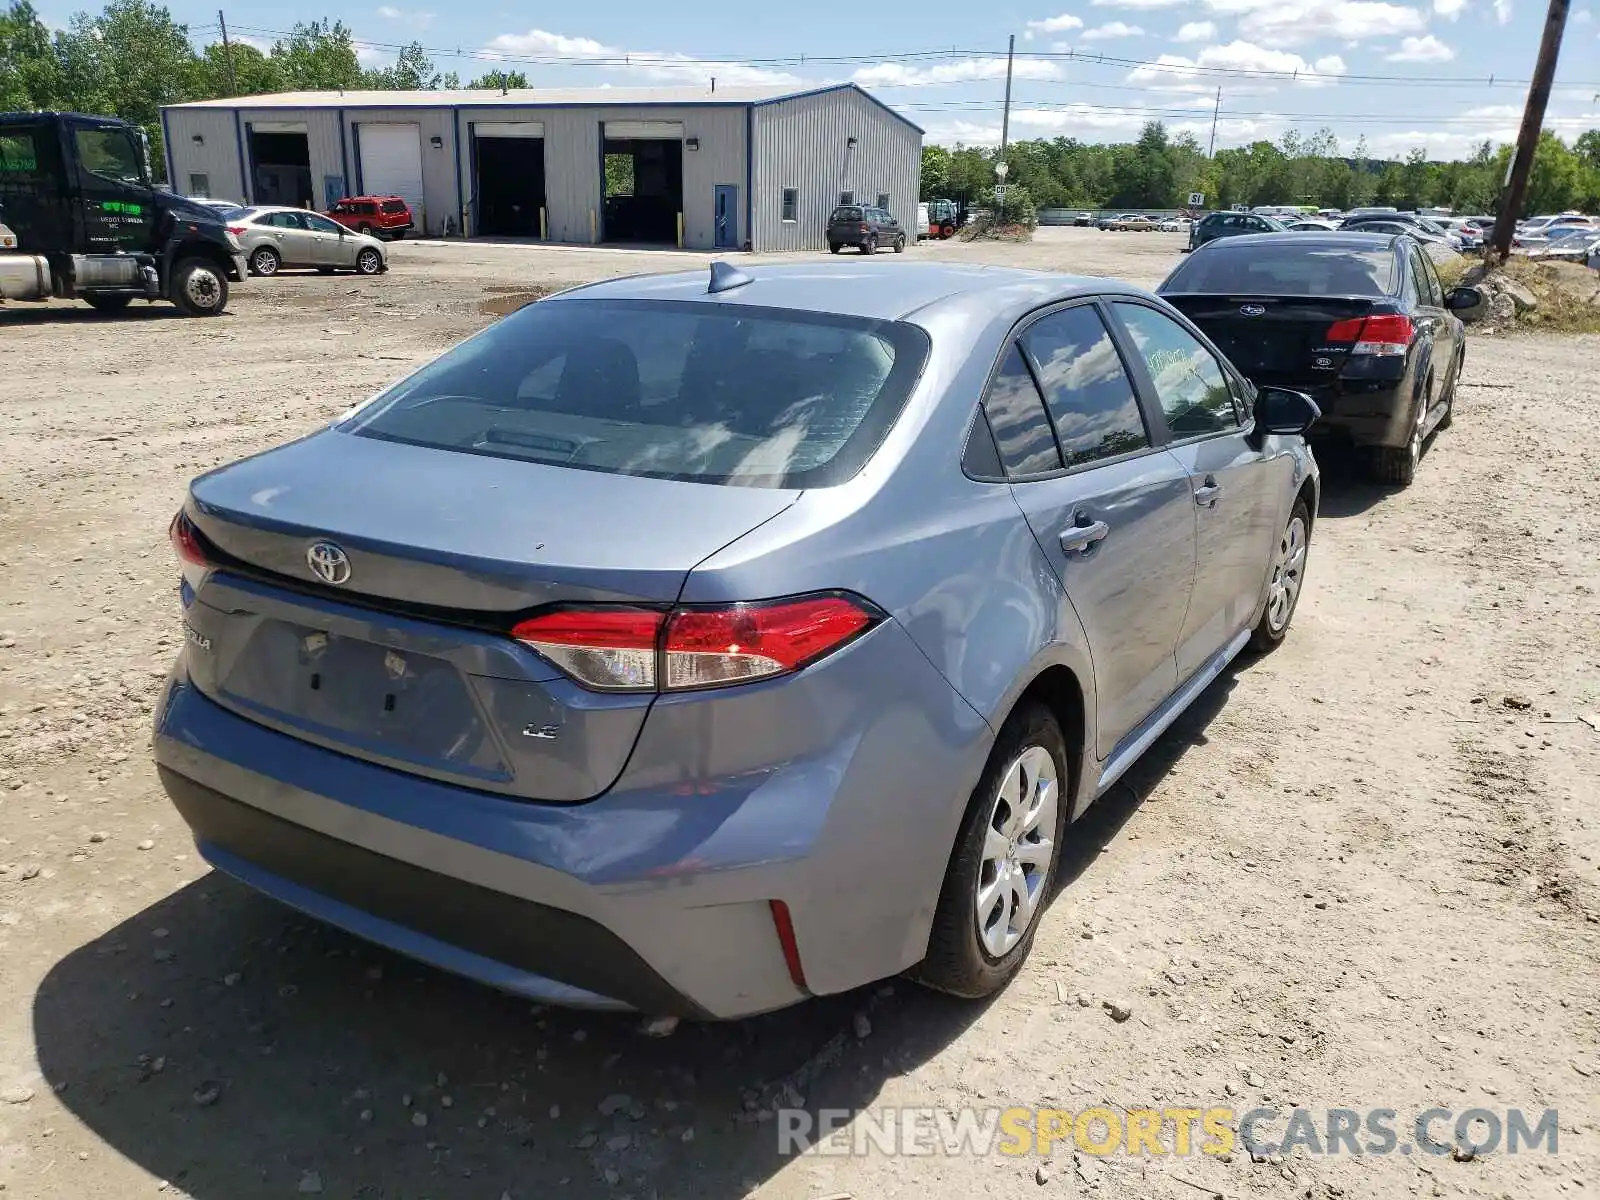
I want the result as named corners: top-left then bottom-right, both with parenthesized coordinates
top-left (1194, 479), bottom-right (1221, 508)
top-left (1060, 520), bottom-right (1110, 555)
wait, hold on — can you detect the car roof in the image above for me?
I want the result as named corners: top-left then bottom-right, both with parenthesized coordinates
top-left (551, 261), bottom-right (1147, 323)
top-left (1199, 231), bottom-right (1403, 251)
top-left (342, 195), bottom-right (405, 202)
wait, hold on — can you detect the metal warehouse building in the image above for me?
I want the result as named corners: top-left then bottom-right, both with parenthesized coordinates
top-left (160, 83), bottom-right (921, 252)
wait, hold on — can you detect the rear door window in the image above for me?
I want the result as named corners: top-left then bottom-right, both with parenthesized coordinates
top-left (981, 344), bottom-right (1063, 477)
top-left (1112, 303), bottom-right (1240, 438)
top-left (342, 298), bottom-right (930, 488)
top-left (380, 199), bottom-right (406, 213)
top-left (1018, 306), bottom-right (1150, 467)
top-left (1411, 246), bottom-right (1443, 306)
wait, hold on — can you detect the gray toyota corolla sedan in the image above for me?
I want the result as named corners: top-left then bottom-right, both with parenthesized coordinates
top-left (155, 261), bottom-right (1320, 1019)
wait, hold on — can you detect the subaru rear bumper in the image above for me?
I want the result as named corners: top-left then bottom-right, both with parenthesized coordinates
top-left (152, 618), bottom-right (992, 1019)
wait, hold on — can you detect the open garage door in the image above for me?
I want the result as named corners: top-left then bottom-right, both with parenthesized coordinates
top-left (247, 121), bottom-right (311, 209)
top-left (358, 123), bottom-right (424, 232)
top-left (472, 122), bottom-right (546, 238)
top-left (601, 122), bottom-right (684, 245)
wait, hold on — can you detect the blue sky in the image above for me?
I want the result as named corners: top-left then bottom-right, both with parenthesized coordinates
top-left (138, 0), bottom-right (1600, 157)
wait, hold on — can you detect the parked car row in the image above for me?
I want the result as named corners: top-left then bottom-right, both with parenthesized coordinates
top-left (151, 222), bottom-right (1477, 1023)
top-left (206, 195), bottom-right (414, 278)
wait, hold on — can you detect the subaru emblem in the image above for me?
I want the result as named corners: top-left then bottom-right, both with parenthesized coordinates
top-left (1239, 303), bottom-right (1266, 317)
top-left (306, 541), bottom-right (352, 586)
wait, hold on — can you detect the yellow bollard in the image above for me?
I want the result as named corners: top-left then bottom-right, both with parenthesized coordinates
top-left (676, 212), bottom-right (684, 248)
top-left (540, 207), bottom-right (547, 240)
top-left (590, 209), bottom-right (597, 243)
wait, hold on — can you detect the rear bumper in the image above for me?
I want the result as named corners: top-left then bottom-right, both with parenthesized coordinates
top-left (1296, 381), bottom-right (1414, 449)
top-left (152, 617), bottom-right (992, 1019)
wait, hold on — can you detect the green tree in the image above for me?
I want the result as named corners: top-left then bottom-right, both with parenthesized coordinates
top-left (362, 40), bottom-right (443, 89)
top-left (270, 19), bottom-right (361, 90)
top-left (195, 40), bottom-right (283, 97)
top-left (1, 1), bottom-right (61, 110)
top-left (920, 143), bottom-right (951, 199)
top-left (468, 68), bottom-right (528, 90)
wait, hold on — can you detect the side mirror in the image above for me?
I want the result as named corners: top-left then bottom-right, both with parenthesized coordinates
top-left (1444, 285), bottom-right (1485, 320)
top-left (1253, 386), bottom-right (1321, 438)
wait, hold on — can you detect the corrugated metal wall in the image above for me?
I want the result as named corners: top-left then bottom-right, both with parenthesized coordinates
top-left (164, 108), bottom-right (248, 202)
top-left (343, 108), bottom-right (457, 235)
top-left (455, 104), bottom-right (748, 248)
top-left (751, 88), bottom-right (921, 252)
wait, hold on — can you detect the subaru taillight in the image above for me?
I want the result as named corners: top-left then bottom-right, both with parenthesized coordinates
top-left (226, 225), bottom-right (247, 236)
top-left (511, 594), bottom-right (879, 693)
top-left (1325, 314), bottom-right (1413, 357)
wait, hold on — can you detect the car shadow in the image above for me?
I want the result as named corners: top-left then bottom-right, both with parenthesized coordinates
top-left (0, 304), bottom-right (196, 325)
top-left (1309, 442), bottom-right (1404, 518)
top-left (33, 672), bottom-right (1239, 1200)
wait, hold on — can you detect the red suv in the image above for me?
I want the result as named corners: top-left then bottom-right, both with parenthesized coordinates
top-left (327, 196), bottom-right (413, 240)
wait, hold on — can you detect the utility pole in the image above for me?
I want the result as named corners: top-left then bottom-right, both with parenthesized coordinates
top-left (1208, 86), bottom-right (1222, 158)
top-left (1491, 0), bottom-right (1570, 259)
top-left (999, 34), bottom-right (1015, 158)
top-left (218, 9), bottom-right (239, 96)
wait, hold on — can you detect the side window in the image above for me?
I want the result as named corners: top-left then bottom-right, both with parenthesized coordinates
top-left (981, 344), bottom-right (1063, 477)
top-left (839, 190), bottom-right (853, 205)
top-left (1412, 247), bottom-right (1443, 306)
top-left (1112, 303), bottom-right (1240, 437)
top-left (188, 173), bottom-right (210, 196)
top-left (304, 213), bottom-right (343, 234)
top-left (876, 192), bottom-right (890, 211)
top-left (73, 127), bottom-right (145, 186)
top-left (1018, 306), bottom-right (1150, 467)
top-left (0, 130), bottom-right (42, 173)
top-left (781, 188), bottom-right (798, 222)
top-left (1400, 249), bottom-right (1425, 306)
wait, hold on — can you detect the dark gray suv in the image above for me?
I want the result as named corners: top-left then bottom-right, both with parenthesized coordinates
top-left (828, 204), bottom-right (906, 254)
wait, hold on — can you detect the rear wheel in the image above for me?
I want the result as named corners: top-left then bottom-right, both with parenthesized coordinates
top-left (171, 258), bottom-right (228, 317)
top-left (863, 235), bottom-right (878, 255)
top-left (357, 223), bottom-right (373, 237)
top-left (355, 247), bottom-right (383, 276)
top-left (915, 703), bottom-right (1067, 999)
top-left (1249, 499), bottom-right (1311, 653)
top-left (828, 242), bottom-right (842, 254)
top-left (84, 294), bottom-right (132, 313)
top-left (1367, 376), bottom-right (1431, 487)
top-left (893, 235), bottom-right (906, 253)
top-left (249, 246), bottom-right (280, 277)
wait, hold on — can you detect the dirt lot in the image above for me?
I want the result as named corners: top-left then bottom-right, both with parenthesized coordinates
top-left (1, 227), bottom-right (1597, 1200)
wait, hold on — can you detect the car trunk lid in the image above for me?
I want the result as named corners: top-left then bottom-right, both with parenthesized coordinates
top-left (1164, 294), bottom-right (1388, 388)
top-left (179, 430), bottom-right (798, 801)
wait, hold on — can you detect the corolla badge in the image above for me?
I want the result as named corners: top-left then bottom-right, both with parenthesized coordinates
top-left (1239, 303), bottom-right (1267, 317)
top-left (306, 541), bottom-right (352, 585)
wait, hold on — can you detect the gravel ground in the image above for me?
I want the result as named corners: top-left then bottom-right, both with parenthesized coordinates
top-left (1, 227), bottom-right (1597, 1200)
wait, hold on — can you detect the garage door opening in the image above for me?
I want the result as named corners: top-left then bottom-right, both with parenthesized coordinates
top-left (473, 123), bottom-right (546, 238)
top-left (248, 127), bottom-right (311, 209)
top-left (601, 122), bottom-right (683, 245)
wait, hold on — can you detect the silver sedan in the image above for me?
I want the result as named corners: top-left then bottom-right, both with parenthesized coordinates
top-left (226, 206), bottom-right (388, 277)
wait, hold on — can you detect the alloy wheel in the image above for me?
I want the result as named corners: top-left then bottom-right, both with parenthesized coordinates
top-left (1266, 514), bottom-right (1308, 633)
top-left (974, 745), bottom-right (1058, 958)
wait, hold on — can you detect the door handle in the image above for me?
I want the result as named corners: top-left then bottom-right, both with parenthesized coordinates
top-left (1059, 519), bottom-right (1110, 555)
top-left (1194, 477), bottom-right (1222, 508)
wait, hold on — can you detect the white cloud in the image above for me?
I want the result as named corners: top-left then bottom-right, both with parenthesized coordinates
top-left (482, 28), bottom-right (802, 86)
top-left (1225, 0), bottom-right (1428, 46)
top-left (1570, 5), bottom-right (1592, 21)
top-left (356, 45), bottom-right (388, 66)
top-left (1492, 0), bottom-right (1511, 20)
top-left (853, 57), bottom-right (1062, 86)
top-left (1026, 12), bottom-right (1085, 33)
top-left (1082, 20), bottom-right (1147, 37)
top-left (1387, 33), bottom-right (1454, 59)
top-left (1091, 0), bottom-right (1188, 8)
top-left (376, 5), bottom-right (434, 29)
top-left (1433, 0), bottom-right (1467, 19)
top-left (1175, 19), bottom-right (1219, 38)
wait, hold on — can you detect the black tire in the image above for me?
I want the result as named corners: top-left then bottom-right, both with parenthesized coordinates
top-left (1365, 376), bottom-right (1430, 487)
top-left (249, 246), bottom-right (280, 277)
top-left (316, 266), bottom-right (336, 275)
top-left (1249, 498), bottom-right (1312, 653)
top-left (390, 230), bottom-right (406, 241)
top-left (893, 235), bottom-right (906, 253)
top-left (357, 223), bottom-right (373, 237)
top-left (863, 235), bottom-right (877, 255)
top-left (1436, 350), bottom-right (1462, 431)
top-left (829, 242), bottom-right (842, 254)
top-left (355, 247), bottom-right (383, 276)
top-left (914, 703), bottom-right (1068, 999)
top-left (170, 258), bottom-right (228, 317)
top-left (84, 294), bottom-right (132, 313)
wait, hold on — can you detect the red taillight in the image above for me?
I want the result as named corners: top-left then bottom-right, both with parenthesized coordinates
top-left (169, 510), bottom-right (209, 567)
top-left (769, 900), bottom-right (808, 990)
top-left (510, 608), bottom-right (663, 692)
top-left (1325, 314), bottom-right (1413, 357)
top-left (511, 594), bottom-right (877, 693)
top-left (226, 225), bottom-right (247, 236)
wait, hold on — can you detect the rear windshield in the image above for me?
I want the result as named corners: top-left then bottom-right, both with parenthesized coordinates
top-left (830, 206), bottom-right (864, 221)
top-left (1165, 243), bottom-right (1396, 297)
top-left (340, 298), bottom-right (931, 488)
top-left (380, 199), bottom-right (407, 213)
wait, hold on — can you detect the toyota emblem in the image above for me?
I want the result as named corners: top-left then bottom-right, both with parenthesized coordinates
top-left (306, 541), bottom-right (352, 586)
top-left (1239, 303), bottom-right (1266, 317)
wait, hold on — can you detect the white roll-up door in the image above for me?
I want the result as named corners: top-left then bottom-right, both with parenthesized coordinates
top-left (474, 121), bottom-right (545, 138)
top-left (604, 121), bottom-right (684, 139)
top-left (358, 122), bottom-right (424, 224)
